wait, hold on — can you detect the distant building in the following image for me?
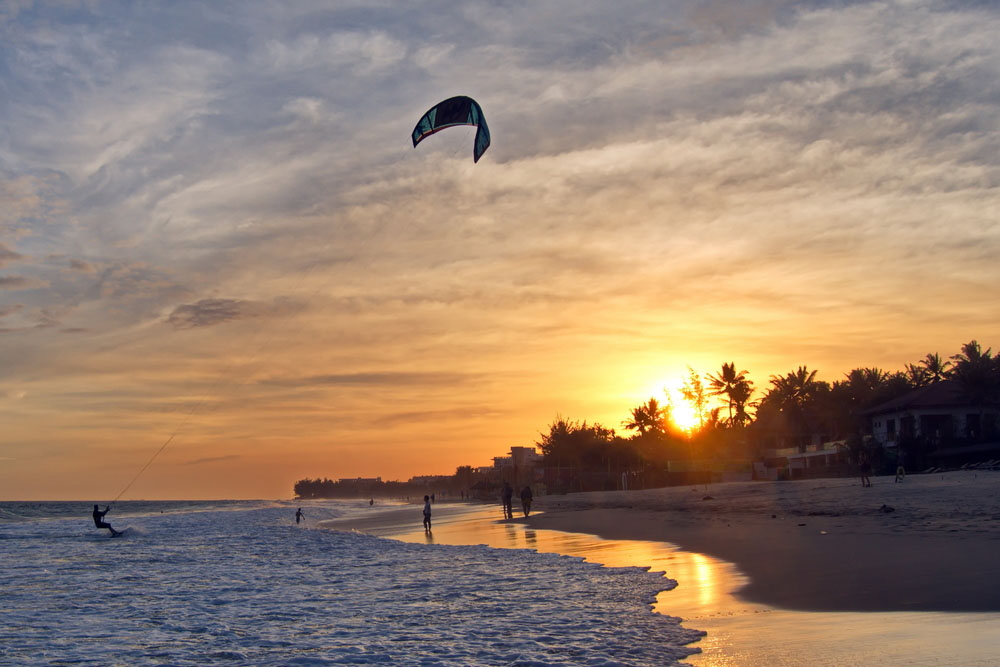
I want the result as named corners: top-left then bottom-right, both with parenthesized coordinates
top-left (492, 455), bottom-right (513, 477)
top-left (408, 475), bottom-right (452, 486)
top-left (866, 380), bottom-right (999, 445)
top-left (865, 380), bottom-right (1000, 465)
top-left (492, 446), bottom-right (543, 487)
top-left (754, 441), bottom-right (848, 480)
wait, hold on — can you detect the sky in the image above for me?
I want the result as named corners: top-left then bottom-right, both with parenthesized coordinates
top-left (1, 0), bottom-right (998, 500)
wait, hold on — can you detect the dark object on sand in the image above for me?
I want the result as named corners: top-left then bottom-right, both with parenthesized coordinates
top-left (702, 495), bottom-right (714, 500)
top-left (879, 504), bottom-right (895, 513)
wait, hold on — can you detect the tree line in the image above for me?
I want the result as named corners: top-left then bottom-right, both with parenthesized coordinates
top-left (537, 340), bottom-right (1000, 482)
top-left (295, 340), bottom-right (999, 497)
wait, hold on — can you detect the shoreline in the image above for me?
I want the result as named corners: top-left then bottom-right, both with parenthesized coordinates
top-left (320, 472), bottom-right (1000, 666)
top-left (522, 470), bottom-right (1000, 613)
top-left (521, 506), bottom-right (999, 612)
top-left (320, 471), bottom-right (1000, 613)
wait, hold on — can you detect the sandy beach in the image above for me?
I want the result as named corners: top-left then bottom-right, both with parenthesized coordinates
top-left (323, 470), bottom-right (1000, 665)
top-left (524, 469), bottom-right (1000, 612)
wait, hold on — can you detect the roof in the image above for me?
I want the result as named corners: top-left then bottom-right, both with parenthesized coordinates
top-left (864, 380), bottom-right (966, 416)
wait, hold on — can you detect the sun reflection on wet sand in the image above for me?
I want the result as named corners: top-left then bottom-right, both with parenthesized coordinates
top-left (366, 503), bottom-right (999, 666)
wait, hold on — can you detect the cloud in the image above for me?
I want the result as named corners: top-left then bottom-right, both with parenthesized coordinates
top-left (0, 303), bottom-right (23, 318)
top-left (166, 298), bottom-right (256, 329)
top-left (0, 243), bottom-right (23, 267)
top-left (375, 406), bottom-right (507, 427)
top-left (165, 297), bottom-right (302, 329)
top-left (0, 275), bottom-right (42, 289)
top-left (261, 372), bottom-right (475, 388)
top-left (182, 454), bottom-right (242, 466)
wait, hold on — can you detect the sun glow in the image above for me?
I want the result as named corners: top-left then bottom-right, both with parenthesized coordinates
top-left (669, 397), bottom-right (699, 433)
top-left (649, 380), bottom-right (700, 434)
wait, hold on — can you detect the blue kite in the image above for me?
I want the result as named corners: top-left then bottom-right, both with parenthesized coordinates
top-left (411, 96), bottom-right (490, 163)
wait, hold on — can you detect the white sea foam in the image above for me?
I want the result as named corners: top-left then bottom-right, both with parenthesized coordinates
top-left (0, 502), bottom-right (702, 665)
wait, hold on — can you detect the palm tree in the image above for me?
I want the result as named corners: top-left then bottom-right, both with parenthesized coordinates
top-left (708, 362), bottom-right (754, 427)
top-left (729, 379), bottom-right (756, 427)
top-left (762, 366), bottom-right (823, 451)
top-left (622, 398), bottom-right (665, 435)
top-left (950, 341), bottom-right (1000, 435)
top-left (768, 366), bottom-right (820, 410)
top-left (920, 352), bottom-right (952, 383)
top-left (905, 363), bottom-right (930, 388)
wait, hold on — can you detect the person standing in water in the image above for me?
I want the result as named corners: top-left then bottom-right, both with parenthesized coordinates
top-left (92, 505), bottom-right (121, 537)
top-left (501, 481), bottom-right (514, 519)
top-left (295, 508), bottom-right (305, 524)
top-left (520, 485), bottom-right (533, 517)
top-left (422, 495), bottom-right (432, 532)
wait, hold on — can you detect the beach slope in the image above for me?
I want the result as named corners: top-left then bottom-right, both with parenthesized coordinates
top-left (523, 470), bottom-right (1000, 612)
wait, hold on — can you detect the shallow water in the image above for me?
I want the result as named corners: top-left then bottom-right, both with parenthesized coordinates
top-left (371, 503), bottom-right (1000, 666)
top-left (0, 500), bottom-right (700, 666)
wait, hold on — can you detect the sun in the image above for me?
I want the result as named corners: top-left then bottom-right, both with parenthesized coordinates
top-left (669, 398), bottom-right (699, 433)
top-left (651, 381), bottom-right (699, 433)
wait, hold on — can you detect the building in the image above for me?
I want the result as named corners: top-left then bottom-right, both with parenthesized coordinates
top-left (865, 380), bottom-right (1000, 466)
top-left (866, 380), bottom-right (999, 445)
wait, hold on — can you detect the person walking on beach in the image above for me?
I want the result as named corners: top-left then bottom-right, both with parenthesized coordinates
top-left (501, 482), bottom-right (514, 519)
top-left (295, 508), bottom-right (305, 524)
top-left (859, 451), bottom-right (872, 487)
top-left (520, 485), bottom-right (533, 517)
top-left (422, 495), bottom-right (432, 532)
top-left (92, 505), bottom-right (121, 537)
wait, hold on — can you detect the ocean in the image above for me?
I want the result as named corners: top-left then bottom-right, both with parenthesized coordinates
top-left (0, 500), bottom-right (702, 666)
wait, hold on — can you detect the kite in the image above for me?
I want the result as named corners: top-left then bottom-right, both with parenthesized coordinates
top-left (411, 96), bottom-right (490, 163)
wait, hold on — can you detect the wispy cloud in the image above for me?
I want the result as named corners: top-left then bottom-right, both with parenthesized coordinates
top-left (183, 454), bottom-right (242, 466)
top-left (165, 297), bottom-right (303, 329)
top-left (0, 243), bottom-right (23, 267)
top-left (0, 275), bottom-right (43, 289)
top-left (261, 372), bottom-right (476, 388)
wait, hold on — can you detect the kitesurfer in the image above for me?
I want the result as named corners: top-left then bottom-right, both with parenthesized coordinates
top-left (92, 505), bottom-right (121, 537)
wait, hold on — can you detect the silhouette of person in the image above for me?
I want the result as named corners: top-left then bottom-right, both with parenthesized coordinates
top-left (422, 495), bottom-right (432, 532)
top-left (295, 508), bottom-right (305, 524)
top-left (501, 482), bottom-right (514, 519)
top-left (859, 451), bottom-right (872, 487)
top-left (92, 505), bottom-right (120, 537)
top-left (520, 485), bottom-right (533, 517)
top-left (369, 498), bottom-right (374, 506)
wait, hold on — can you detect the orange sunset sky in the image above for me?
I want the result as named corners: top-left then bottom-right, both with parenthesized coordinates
top-left (2, 1), bottom-right (998, 500)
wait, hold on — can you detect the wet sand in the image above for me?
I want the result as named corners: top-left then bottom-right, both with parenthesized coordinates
top-left (320, 470), bottom-right (1000, 665)
top-left (524, 470), bottom-right (1000, 612)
